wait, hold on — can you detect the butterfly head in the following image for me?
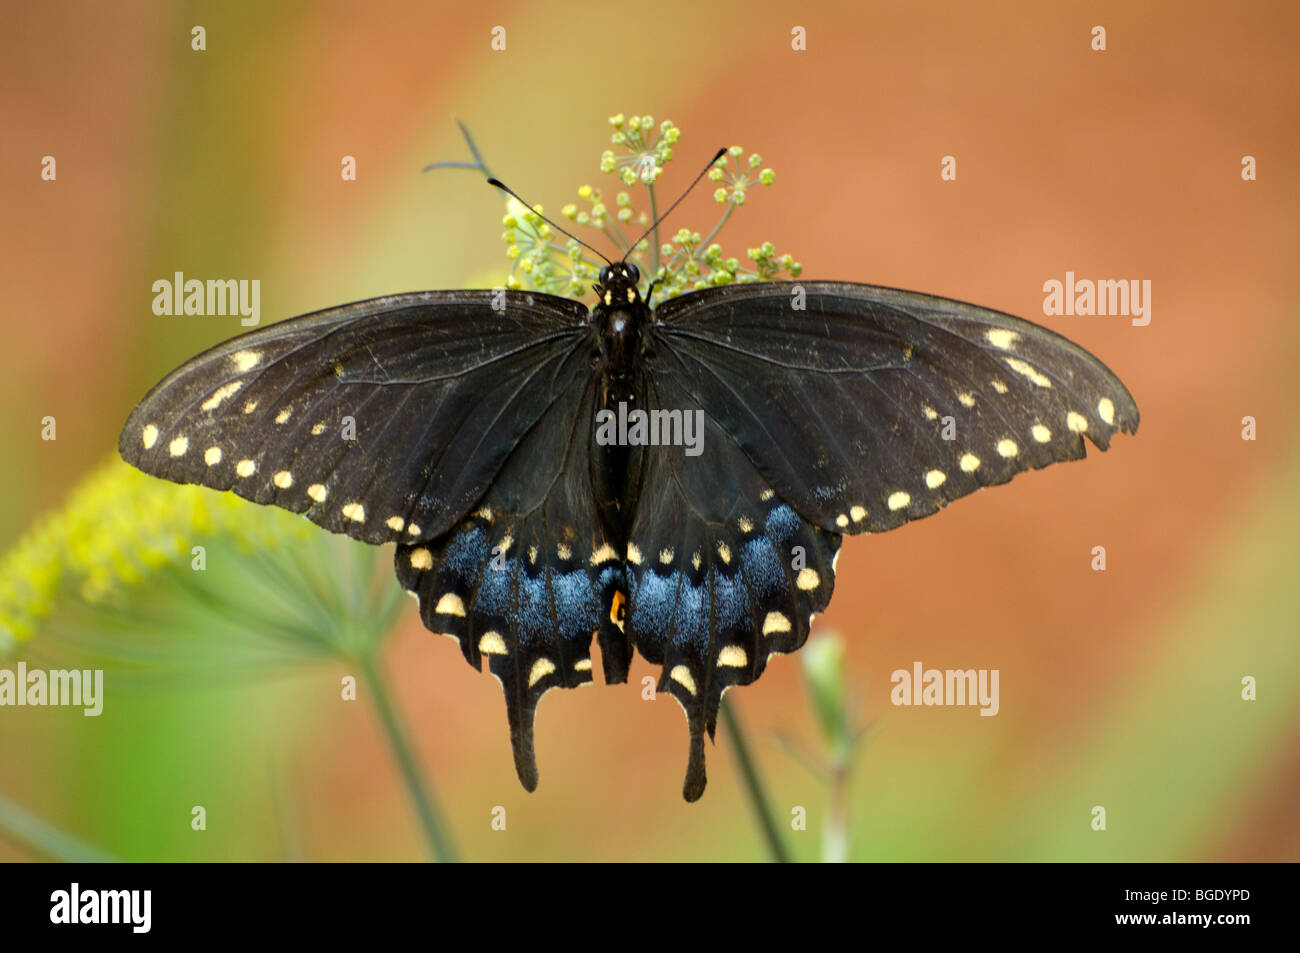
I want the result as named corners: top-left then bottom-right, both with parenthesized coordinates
top-left (596, 262), bottom-right (641, 307)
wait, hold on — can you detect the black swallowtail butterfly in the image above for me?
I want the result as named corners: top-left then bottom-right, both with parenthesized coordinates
top-left (119, 165), bottom-right (1137, 801)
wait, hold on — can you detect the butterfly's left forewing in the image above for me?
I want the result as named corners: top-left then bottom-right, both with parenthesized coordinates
top-left (120, 290), bottom-right (589, 545)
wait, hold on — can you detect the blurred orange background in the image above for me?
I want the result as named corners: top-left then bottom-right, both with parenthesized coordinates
top-left (1, 0), bottom-right (1296, 861)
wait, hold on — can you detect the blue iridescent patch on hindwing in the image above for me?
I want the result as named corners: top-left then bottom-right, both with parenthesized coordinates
top-left (395, 507), bottom-right (626, 791)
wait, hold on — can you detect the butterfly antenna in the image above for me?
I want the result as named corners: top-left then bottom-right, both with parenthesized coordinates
top-left (624, 147), bottom-right (728, 262)
top-left (486, 177), bottom-right (613, 267)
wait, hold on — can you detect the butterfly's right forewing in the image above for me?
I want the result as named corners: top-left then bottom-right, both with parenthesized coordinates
top-left (652, 281), bottom-right (1139, 536)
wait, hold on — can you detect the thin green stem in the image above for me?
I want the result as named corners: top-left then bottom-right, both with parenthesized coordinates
top-left (0, 792), bottom-right (117, 862)
top-left (823, 763), bottom-right (850, 863)
top-left (647, 183), bottom-right (660, 276)
top-left (720, 698), bottom-right (791, 863)
top-left (359, 654), bottom-right (459, 862)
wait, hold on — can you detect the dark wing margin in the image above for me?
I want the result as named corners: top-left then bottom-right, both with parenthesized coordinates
top-left (119, 290), bottom-right (590, 545)
top-left (651, 281), bottom-right (1139, 535)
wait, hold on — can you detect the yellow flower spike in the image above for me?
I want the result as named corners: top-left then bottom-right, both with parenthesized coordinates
top-left (0, 459), bottom-right (312, 650)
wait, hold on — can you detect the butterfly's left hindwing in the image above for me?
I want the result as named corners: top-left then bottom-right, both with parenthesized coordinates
top-left (394, 364), bottom-right (631, 792)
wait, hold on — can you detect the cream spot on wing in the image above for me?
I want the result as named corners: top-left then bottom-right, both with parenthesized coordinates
top-left (659, 547), bottom-right (674, 564)
top-left (204, 446), bottom-right (222, 466)
top-left (275, 406), bottom-right (292, 424)
top-left (986, 329), bottom-right (1019, 350)
top-left (925, 469), bottom-right (947, 489)
top-left (738, 516), bottom-right (753, 533)
top-left (242, 400), bottom-right (258, 414)
top-left (311, 423), bottom-right (326, 435)
top-left (835, 513), bottom-right (850, 528)
top-left (272, 470), bottom-right (293, 489)
top-left (230, 350), bottom-right (261, 372)
top-left (832, 549), bottom-right (841, 572)
top-left (386, 516), bottom-right (405, 532)
top-left (960, 453), bottom-right (981, 473)
top-left (1031, 424), bottom-right (1052, 443)
top-left (307, 483), bottom-right (327, 502)
top-left (796, 568), bottom-right (820, 590)
top-left (474, 506), bottom-right (493, 521)
top-left (923, 405), bottom-right (938, 420)
top-left (718, 646), bottom-right (748, 668)
top-left (1098, 397), bottom-right (1116, 425)
top-left (1005, 357), bottom-right (1052, 388)
top-left (141, 424), bottom-right (159, 449)
top-left (850, 505), bottom-right (867, 523)
top-left (762, 611), bottom-right (792, 635)
top-left (958, 392), bottom-right (976, 408)
top-left (478, 631), bottom-right (507, 654)
top-left (556, 542), bottom-right (572, 561)
top-left (717, 542), bottom-right (732, 564)
top-left (409, 548), bottom-right (433, 570)
top-left (168, 435), bottom-right (189, 457)
top-left (590, 543), bottom-right (618, 565)
top-left (691, 551), bottom-right (702, 570)
top-left (1067, 411), bottom-right (1088, 433)
top-left (496, 534), bottom-right (512, 554)
top-left (527, 545), bottom-right (538, 565)
top-left (760, 489), bottom-right (775, 501)
top-left (235, 459), bottom-right (256, 477)
top-left (997, 439), bottom-right (1018, 458)
top-left (528, 658), bottom-right (556, 687)
top-left (991, 379), bottom-right (1009, 394)
top-left (669, 665), bottom-right (697, 696)
top-left (575, 658), bottom-right (593, 672)
top-left (627, 542), bottom-right (643, 565)
top-left (887, 491), bottom-right (910, 511)
top-left (435, 593), bottom-right (466, 617)
top-left (201, 380), bottom-right (243, 411)
top-left (406, 523), bottom-right (421, 536)
top-left (342, 502), bottom-right (365, 523)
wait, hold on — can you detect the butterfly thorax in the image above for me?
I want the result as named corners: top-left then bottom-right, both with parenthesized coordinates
top-left (591, 262), bottom-right (648, 391)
